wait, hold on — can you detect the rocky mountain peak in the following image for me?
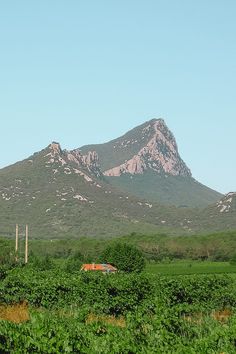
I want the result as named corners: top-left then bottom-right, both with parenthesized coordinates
top-left (104, 119), bottom-right (191, 177)
top-left (49, 142), bottom-right (62, 156)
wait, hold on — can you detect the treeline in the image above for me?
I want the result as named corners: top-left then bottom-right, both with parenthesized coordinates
top-left (130, 231), bottom-right (236, 261)
top-left (1, 230), bottom-right (236, 266)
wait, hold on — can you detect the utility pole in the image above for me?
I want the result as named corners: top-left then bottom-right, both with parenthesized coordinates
top-left (15, 224), bottom-right (19, 261)
top-left (25, 224), bottom-right (29, 264)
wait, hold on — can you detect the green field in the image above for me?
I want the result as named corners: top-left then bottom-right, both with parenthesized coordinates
top-left (146, 261), bottom-right (236, 275)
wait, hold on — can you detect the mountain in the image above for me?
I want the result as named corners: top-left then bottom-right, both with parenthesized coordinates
top-left (0, 119), bottom-right (234, 239)
top-left (80, 119), bottom-right (222, 207)
top-left (0, 142), bottom-right (188, 238)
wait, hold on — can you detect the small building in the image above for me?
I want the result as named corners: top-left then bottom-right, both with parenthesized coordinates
top-left (81, 263), bottom-right (117, 273)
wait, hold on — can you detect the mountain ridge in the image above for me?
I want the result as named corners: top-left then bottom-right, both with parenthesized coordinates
top-left (0, 118), bottom-right (235, 239)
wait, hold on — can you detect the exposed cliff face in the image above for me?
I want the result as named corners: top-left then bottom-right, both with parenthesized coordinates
top-left (67, 148), bottom-right (100, 176)
top-left (104, 119), bottom-right (191, 177)
top-left (44, 142), bottom-right (101, 180)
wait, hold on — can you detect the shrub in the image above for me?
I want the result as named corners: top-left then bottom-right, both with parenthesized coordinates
top-left (101, 243), bottom-right (145, 273)
top-left (31, 255), bottom-right (54, 271)
top-left (64, 251), bottom-right (84, 273)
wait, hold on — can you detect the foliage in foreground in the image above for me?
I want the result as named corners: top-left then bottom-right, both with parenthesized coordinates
top-left (1, 308), bottom-right (236, 354)
top-left (1, 267), bottom-right (236, 352)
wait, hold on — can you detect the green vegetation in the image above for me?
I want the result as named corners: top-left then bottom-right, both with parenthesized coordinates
top-left (2, 231), bottom-right (236, 352)
top-left (2, 230), bottom-right (236, 266)
top-left (63, 251), bottom-right (85, 273)
top-left (101, 243), bottom-right (145, 273)
top-left (146, 261), bottom-right (236, 276)
top-left (1, 265), bottom-right (236, 352)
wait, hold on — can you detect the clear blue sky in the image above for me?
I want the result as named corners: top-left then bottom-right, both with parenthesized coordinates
top-left (0, 0), bottom-right (235, 194)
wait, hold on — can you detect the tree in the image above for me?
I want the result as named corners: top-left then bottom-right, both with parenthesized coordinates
top-left (64, 250), bottom-right (84, 273)
top-left (31, 255), bottom-right (54, 271)
top-left (101, 243), bottom-right (145, 273)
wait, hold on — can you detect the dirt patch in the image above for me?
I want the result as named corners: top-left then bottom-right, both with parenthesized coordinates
top-left (183, 309), bottom-right (232, 324)
top-left (0, 301), bottom-right (30, 323)
top-left (211, 309), bottom-right (232, 323)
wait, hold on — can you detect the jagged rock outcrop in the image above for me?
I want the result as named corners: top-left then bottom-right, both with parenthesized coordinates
top-left (104, 119), bottom-right (191, 177)
top-left (69, 149), bottom-right (99, 172)
top-left (50, 142), bottom-right (63, 156)
top-left (45, 142), bottom-right (101, 179)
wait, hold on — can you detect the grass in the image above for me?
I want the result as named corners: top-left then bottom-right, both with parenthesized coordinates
top-left (86, 314), bottom-right (126, 328)
top-left (145, 260), bottom-right (236, 276)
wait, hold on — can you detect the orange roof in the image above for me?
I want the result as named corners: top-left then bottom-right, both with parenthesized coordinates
top-left (81, 263), bottom-right (117, 272)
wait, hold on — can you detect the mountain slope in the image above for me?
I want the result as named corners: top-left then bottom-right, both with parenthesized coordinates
top-left (80, 119), bottom-right (222, 207)
top-left (0, 139), bottom-right (235, 238)
top-left (105, 172), bottom-right (222, 208)
top-left (0, 142), bottom-right (190, 238)
top-left (189, 193), bottom-right (236, 233)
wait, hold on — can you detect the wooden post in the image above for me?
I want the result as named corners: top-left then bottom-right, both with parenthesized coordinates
top-left (25, 224), bottom-right (28, 264)
top-left (15, 224), bottom-right (19, 261)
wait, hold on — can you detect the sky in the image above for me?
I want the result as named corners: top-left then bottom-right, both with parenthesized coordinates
top-left (0, 0), bottom-right (235, 194)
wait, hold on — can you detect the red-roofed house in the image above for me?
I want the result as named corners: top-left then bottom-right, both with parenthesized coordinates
top-left (81, 263), bottom-right (117, 273)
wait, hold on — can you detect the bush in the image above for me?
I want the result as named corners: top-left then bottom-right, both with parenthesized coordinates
top-left (229, 254), bottom-right (236, 265)
top-left (101, 243), bottom-right (145, 273)
top-left (31, 255), bottom-right (54, 271)
top-left (64, 251), bottom-right (84, 273)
